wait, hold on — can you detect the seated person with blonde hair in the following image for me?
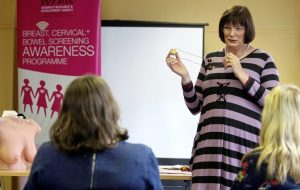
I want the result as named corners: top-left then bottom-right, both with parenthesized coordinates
top-left (24, 75), bottom-right (163, 190)
top-left (231, 84), bottom-right (300, 190)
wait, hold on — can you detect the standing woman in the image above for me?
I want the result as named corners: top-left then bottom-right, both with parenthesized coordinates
top-left (165, 5), bottom-right (279, 190)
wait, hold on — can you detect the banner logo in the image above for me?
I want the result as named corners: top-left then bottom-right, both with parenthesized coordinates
top-left (36, 21), bottom-right (49, 31)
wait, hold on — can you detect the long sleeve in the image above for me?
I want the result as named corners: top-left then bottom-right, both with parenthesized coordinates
top-left (182, 60), bottom-right (206, 115)
top-left (244, 53), bottom-right (279, 107)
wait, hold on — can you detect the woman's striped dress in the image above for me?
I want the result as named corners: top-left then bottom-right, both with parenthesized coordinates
top-left (182, 48), bottom-right (279, 190)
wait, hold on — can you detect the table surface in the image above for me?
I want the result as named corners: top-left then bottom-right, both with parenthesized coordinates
top-left (0, 166), bottom-right (192, 180)
top-left (159, 165), bottom-right (192, 180)
top-left (159, 172), bottom-right (192, 180)
top-left (0, 170), bottom-right (30, 177)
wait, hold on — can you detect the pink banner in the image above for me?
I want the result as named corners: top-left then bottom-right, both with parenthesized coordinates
top-left (17, 0), bottom-right (101, 76)
top-left (17, 0), bottom-right (101, 144)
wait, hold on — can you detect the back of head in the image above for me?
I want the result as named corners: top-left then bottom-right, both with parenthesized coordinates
top-left (219, 5), bottom-right (255, 43)
top-left (258, 84), bottom-right (300, 183)
top-left (50, 75), bottom-right (128, 153)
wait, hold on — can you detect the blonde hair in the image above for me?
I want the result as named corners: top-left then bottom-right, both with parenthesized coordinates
top-left (50, 75), bottom-right (128, 153)
top-left (245, 84), bottom-right (300, 183)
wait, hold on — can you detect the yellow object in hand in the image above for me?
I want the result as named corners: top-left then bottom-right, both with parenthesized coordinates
top-left (170, 49), bottom-right (177, 55)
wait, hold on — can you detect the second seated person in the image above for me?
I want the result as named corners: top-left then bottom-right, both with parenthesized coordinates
top-left (231, 84), bottom-right (300, 189)
top-left (24, 75), bottom-right (163, 190)
top-left (165, 5), bottom-right (279, 190)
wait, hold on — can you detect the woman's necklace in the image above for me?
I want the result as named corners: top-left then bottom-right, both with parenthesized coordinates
top-left (225, 44), bottom-right (250, 60)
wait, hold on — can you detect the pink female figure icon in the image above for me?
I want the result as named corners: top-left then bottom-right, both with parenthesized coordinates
top-left (34, 80), bottom-right (49, 117)
top-left (20, 79), bottom-right (34, 113)
top-left (49, 84), bottom-right (63, 118)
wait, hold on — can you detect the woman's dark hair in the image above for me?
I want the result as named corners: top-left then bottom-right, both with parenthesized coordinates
top-left (219, 5), bottom-right (255, 43)
top-left (50, 75), bottom-right (128, 153)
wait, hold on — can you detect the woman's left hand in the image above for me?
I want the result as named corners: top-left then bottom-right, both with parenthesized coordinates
top-left (223, 52), bottom-right (249, 85)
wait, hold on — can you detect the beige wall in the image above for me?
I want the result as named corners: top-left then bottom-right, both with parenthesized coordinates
top-left (1, 0), bottom-right (300, 112)
top-left (0, 0), bottom-right (17, 112)
top-left (102, 0), bottom-right (300, 84)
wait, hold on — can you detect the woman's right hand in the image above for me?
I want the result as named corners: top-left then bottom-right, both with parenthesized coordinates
top-left (165, 50), bottom-right (190, 81)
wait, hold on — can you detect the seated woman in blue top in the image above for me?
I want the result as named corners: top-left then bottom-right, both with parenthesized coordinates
top-left (24, 75), bottom-right (163, 190)
top-left (231, 84), bottom-right (300, 190)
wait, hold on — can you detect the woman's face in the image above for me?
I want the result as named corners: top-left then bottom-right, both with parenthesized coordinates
top-left (223, 23), bottom-right (246, 49)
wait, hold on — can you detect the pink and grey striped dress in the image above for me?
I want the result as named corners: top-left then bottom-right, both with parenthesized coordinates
top-left (182, 48), bottom-right (279, 190)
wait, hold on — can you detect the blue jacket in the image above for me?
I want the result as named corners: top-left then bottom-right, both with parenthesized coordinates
top-left (24, 141), bottom-right (163, 190)
top-left (231, 153), bottom-right (300, 190)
